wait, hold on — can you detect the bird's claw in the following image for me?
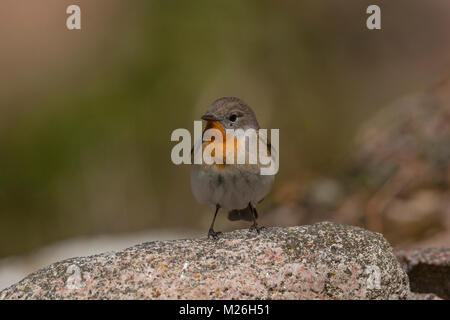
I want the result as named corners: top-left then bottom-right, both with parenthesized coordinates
top-left (208, 229), bottom-right (222, 239)
top-left (249, 224), bottom-right (265, 234)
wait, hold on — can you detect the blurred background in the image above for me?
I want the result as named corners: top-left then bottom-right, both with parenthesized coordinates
top-left (0, 0), bottom-right (449, 290)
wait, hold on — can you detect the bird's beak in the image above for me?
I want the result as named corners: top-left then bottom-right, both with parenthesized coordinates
top-left (201, 113), bottom-right (220, 121)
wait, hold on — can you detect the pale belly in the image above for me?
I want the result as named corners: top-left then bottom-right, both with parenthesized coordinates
top-left (190, 163), bottom-right (274, 211)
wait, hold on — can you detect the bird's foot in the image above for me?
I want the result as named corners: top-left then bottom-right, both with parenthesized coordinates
top-left (249, 223), bottom-right (265, 234)
top-left (208, 229), bottom-right (222, 239)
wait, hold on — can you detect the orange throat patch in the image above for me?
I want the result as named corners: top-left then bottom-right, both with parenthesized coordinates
top-left (202, 121), bottom-right (237, 169)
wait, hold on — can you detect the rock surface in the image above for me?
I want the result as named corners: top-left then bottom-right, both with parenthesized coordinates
top-left (0, 222), bottom-right (410, 300)
top-left (396, 248), bottom-right (450, 299)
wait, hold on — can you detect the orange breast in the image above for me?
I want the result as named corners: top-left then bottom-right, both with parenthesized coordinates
top-left (202, 121), bottom-right (237, 169)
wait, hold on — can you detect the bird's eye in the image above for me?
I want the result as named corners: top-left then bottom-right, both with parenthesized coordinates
top-left (229, 114), bottom-right (237, 122)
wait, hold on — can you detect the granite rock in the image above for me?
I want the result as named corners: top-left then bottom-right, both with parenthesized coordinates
top-left (0, 222), bottom-right (410, 300)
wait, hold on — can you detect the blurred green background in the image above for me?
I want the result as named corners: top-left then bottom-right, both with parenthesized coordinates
top-left (1, 0), bottom-right (449, 259)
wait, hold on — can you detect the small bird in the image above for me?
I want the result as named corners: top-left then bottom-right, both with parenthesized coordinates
top-left (191, 97), bottom-right (275, 239)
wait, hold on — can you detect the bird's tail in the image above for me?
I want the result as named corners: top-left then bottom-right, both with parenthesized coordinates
top-left (228, 206), bottom-right (256, 222)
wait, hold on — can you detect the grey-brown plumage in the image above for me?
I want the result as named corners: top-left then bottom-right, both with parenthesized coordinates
top-left (228, 206), bottom-right (257, 221)
top-left (191, 97), bottom-right (275, 239)
top-left (201, 97), bottom-right (260, 131)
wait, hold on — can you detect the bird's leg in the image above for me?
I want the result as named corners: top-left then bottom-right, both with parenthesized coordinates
top-left (248, 203), bottom-right (264, 233)
top-left (208, 205), bottom-right (222, 239)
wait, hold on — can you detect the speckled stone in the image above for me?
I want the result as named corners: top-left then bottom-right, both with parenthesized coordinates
top-left (0, 222), bottom-right (410, 300)
top-left (408, 292), bottom-right (442, 300)
top-left (396, 248), bottom-right (450, 299)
